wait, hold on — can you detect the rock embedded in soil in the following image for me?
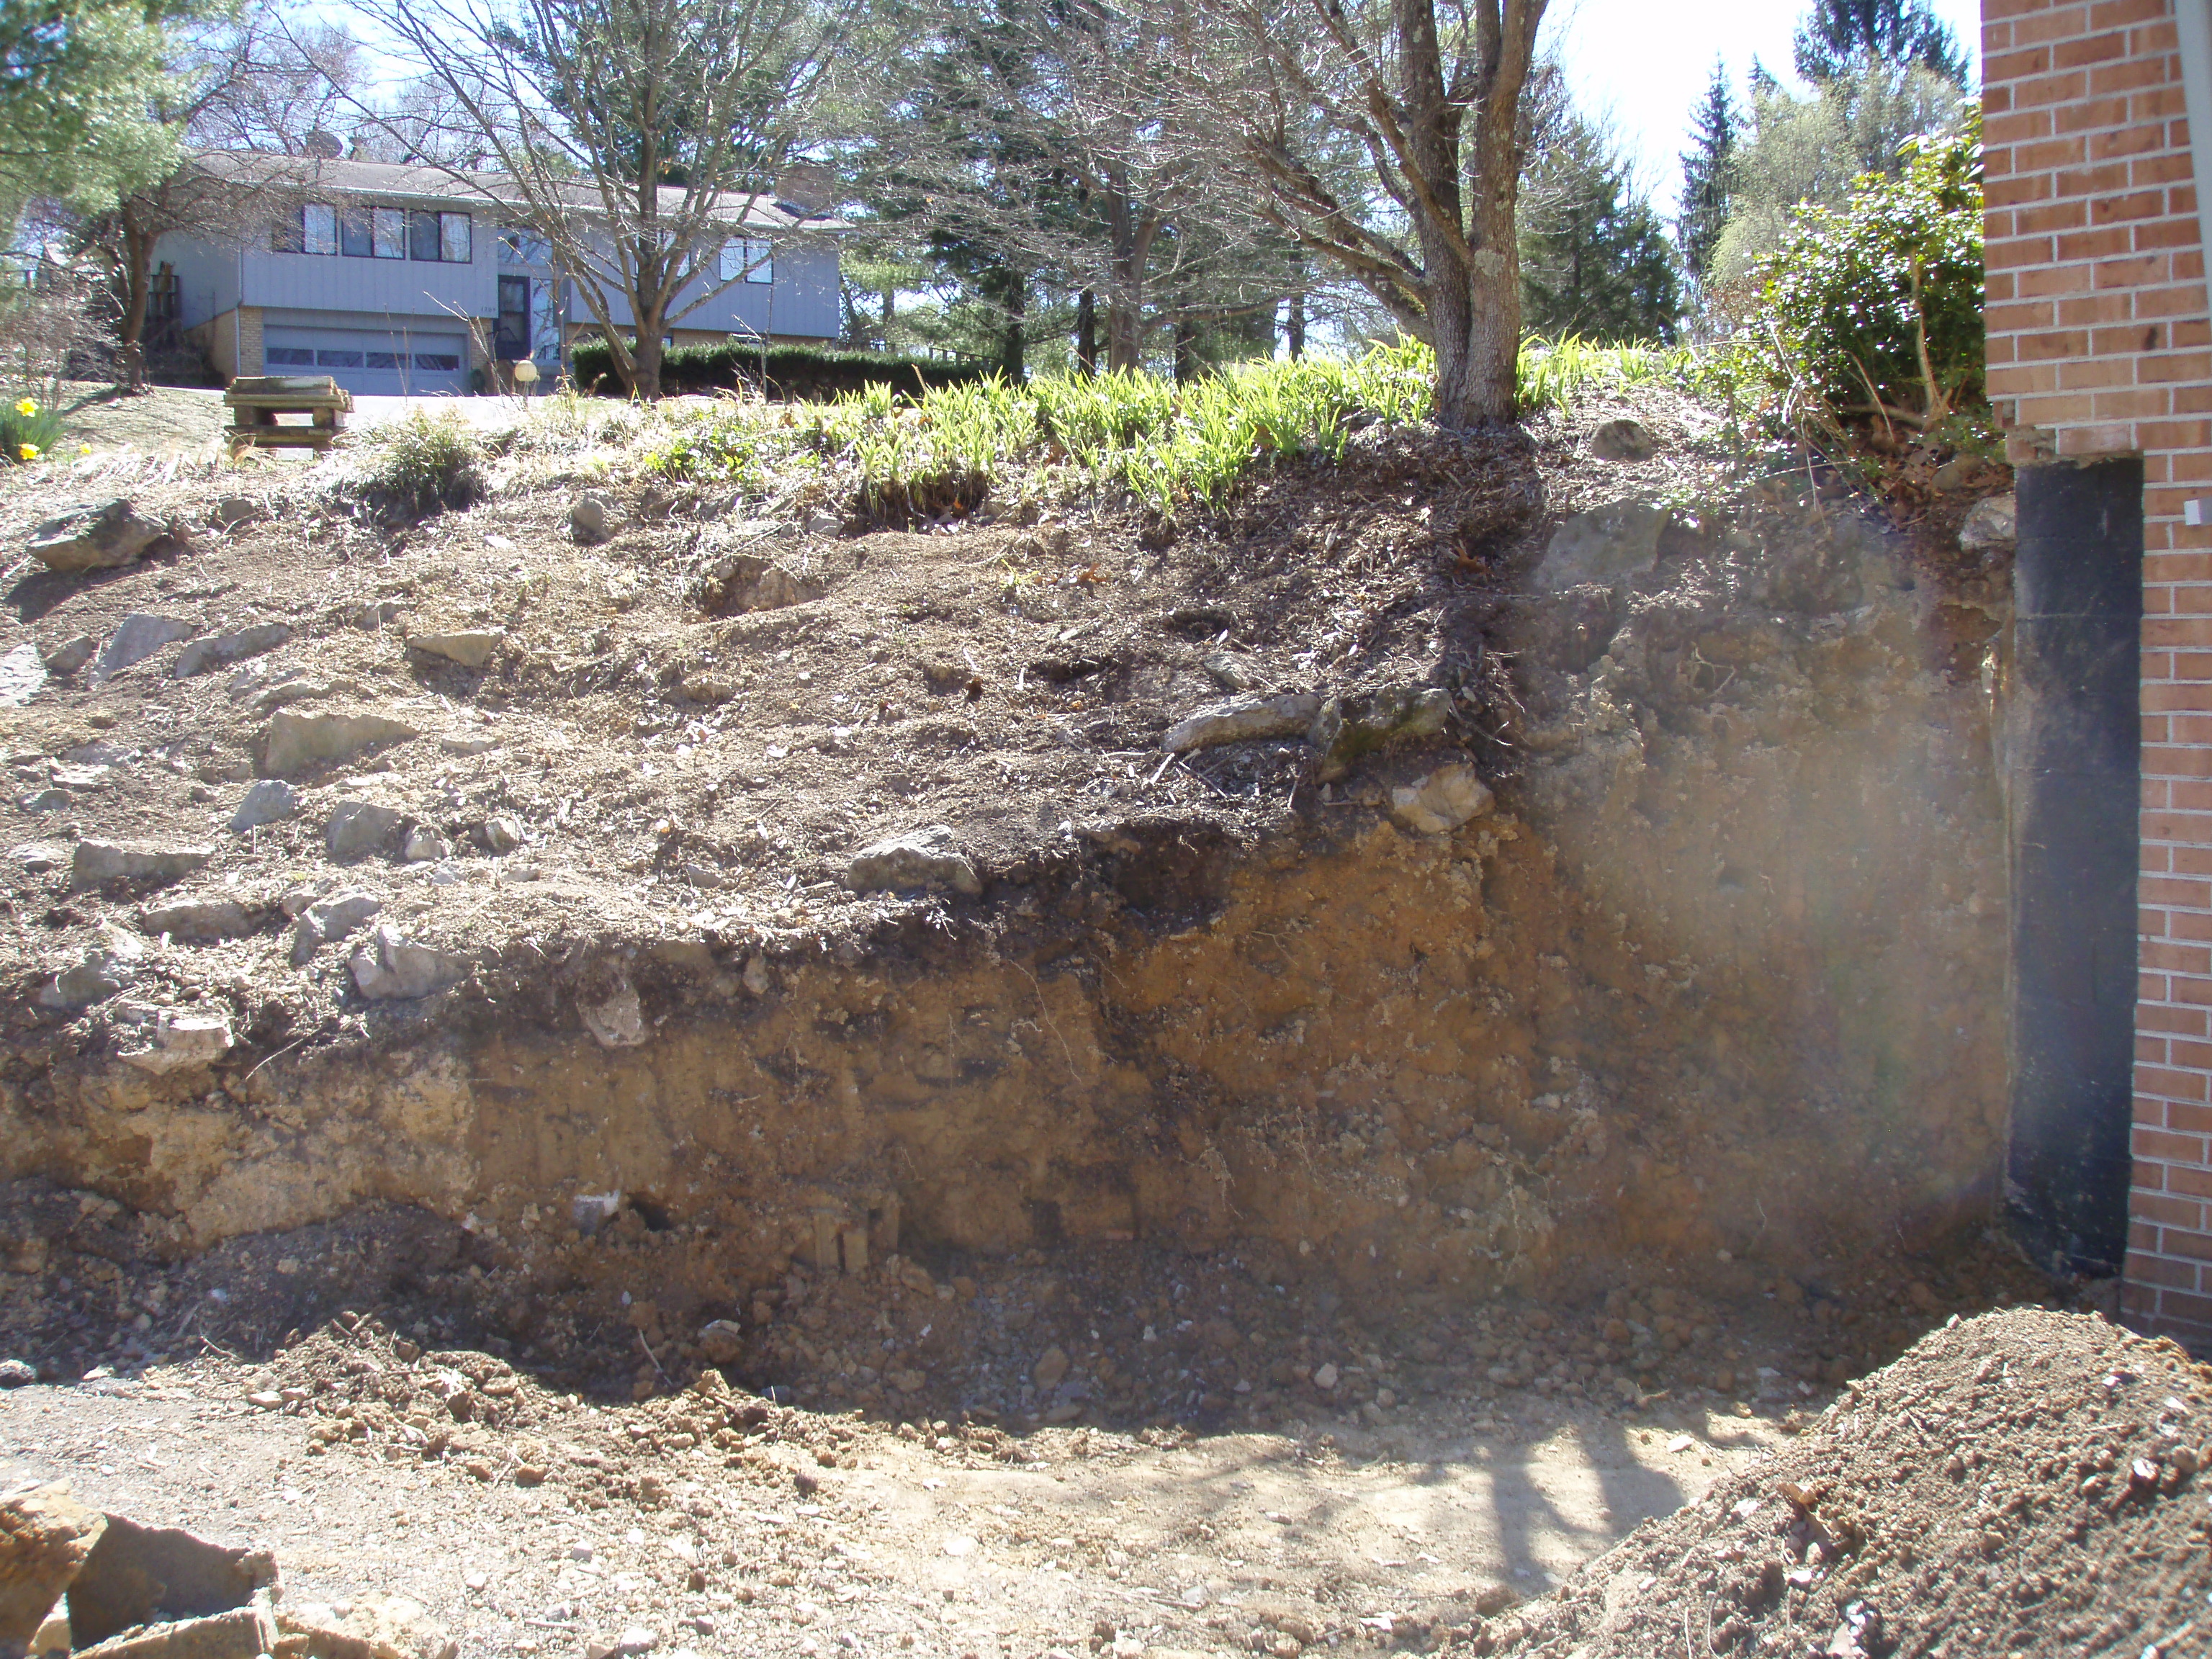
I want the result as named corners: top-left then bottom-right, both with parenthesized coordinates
top-left (36, 951), bottom-right (127, 1010)
top-left (228, 779), bottom-right (297, 832)
top-left (136, 895), bottom-right (262, 940)
top-left (118, 1012), bottom-right (234, 1074)
top-left (1589, 418), bottom-right (1658, 462)
top-left (570, 493), bottom-right (613, 545)
top-left (173, 623), bottom-right (291, 680)
top-left (1161, 693), bottom-right (1323, 754)
top-left (701, 553), bottom-right (821, 616)
top-left (93, 614), bottom-right (194, 681)
top-left (1033, 1346), bottom-right (1071, 1389)
top-left (1308, 685), bottom-right (1453, 781)
top-left (349, 925), bottom-right (467, 1001)
top-left (402, 826), bottom-right (451, 862)
top-left (290, 891), bottom-right (379, 963)
top-left (844, 824), bottom-right (981, 896)
top-left (325, 800), bottom-right (403, 859)
top-left (1535, 501), bottom-right (1666, 590)
top-left (580, 979), bottom-right (647, 1048)
top-left (26, 500), bottom-right (173, 574)
top-left (1959, 492), bottom-right (2016, 553)
top-left (0, 1482), bottom-right (104, 1652)
top-left (37, 635), bottom-right (94, 678)
top-left (261, 709), bottom-right (421, 778)
top-left (405, 630), bottom-right (503, 670)
top-left (71, 840), bottom-right (211, 887)
top-left (477, 816), bottom-right (523, 854)
top-left (1388, 764), bottom-right (1494, 835)
top-left (0, 1360), bottom-right (31, 1387)
top-left (697, 1320), bottom-right (745, 1365)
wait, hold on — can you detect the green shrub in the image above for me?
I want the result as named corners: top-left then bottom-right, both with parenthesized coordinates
top-left (362, 409), bottom-right (485, 515)
top-left (0, 387), bottom-right (64, 464)
top-left (570, 338), bottom-right (998, 401)
top-left (1730, 113), bottom-right (1983, 439)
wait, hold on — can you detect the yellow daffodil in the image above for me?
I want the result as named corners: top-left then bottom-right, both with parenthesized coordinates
top-left (80, 444), bottom-right (92, 454)
top-left (12, 398), bottom-right (35, 418)
top-left (17, 444), bottom-right (38, 462)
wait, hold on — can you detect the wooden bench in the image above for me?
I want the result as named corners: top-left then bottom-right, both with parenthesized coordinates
top-left (225, 375), bottom-right (354, 454)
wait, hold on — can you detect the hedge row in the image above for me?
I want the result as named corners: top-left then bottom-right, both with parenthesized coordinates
top-left (569, 338), bottom-right (999, 400)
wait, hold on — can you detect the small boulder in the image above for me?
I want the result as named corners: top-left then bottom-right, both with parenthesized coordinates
top-left (92, 613), bottom-right (195, 681)
top-left (701, 553), bottom-right (822, 616)
top-left (1161, 692), bottom-right (1323, 754)
top-left (1309, 685), bottom-right (1452, 781)
top-left (137, 896), bottom-right (263, 940)
top-left (261, 709), bottom-right (421, 777)
top-left (478, 816), bottom-right (524, 854)
top-left (1960, 492), bottom-right (2016, 553)
top-left (1589, 418), bottom-right (1657, 462)
top-left (26, 500), bottom-right (174, 573)
top-left (407, 630), bottom-right (503, 669)
top-left (290, 891), bottom-right (381, 964)
top-left (119, 1011), bottom-right (235, 1074)
top-left (403, 825), bottom-right (453, 862)
top-left (325, 799), bottom-right (403, 858)
top-left (1534, 501), bottom-right (1666, 590)
top-left (72, 840), bottom-right (212, 887)
top-left (212, 495), bottom-right (264, 529)
top-left (1388, 763), bottom-right (1495, 835)
top-left (37, 635), bottom-right (94, 678)
top-left (0, 1482), bottom-right (106, 1653)
top-left (570, 493), bottom-right (614, 545)
top-left (582, 979), bottom-right (648, 1048)
top-left (845, 825), bottom-right (981, 896)
top-left (37, 951), bottom-right (127, 1010)
top-left (229, 778), bottom-right (299, 832)
top-left (349, 925), bottom-right (469, 1001)
top-left (174, 622), bottom-right (291, 680)
top-left (0, 1359), bottom-right (32, 1387)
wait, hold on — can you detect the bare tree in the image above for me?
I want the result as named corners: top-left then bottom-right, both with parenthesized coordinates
top-left (1197, 0), bottom-right (1549, 425)
top-left (342, 0), bottom-right (878, 399)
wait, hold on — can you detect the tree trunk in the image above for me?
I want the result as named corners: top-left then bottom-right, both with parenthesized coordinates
top-left (117, 212), bottom-right (156, 393)
top-left (1001, 279), bottom-right (1025, 382)
top-left (1076, 289), bottom-right (1097, 376)
top-left (881, 284), bottom-right (894, 352)
top-left (629, 304), bottom-right (665, 401)
top-left (1285, 291), bottom-right (1305, 360)
top-left (1173, 318), bottom-right (1198, 383)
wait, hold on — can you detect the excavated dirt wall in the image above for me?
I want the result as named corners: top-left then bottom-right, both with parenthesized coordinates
top-left (0, 495), bottom-right (2010, 1349)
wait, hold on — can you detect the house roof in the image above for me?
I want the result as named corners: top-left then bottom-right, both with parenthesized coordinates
top-left (186, 150), bottom-right (846, 231)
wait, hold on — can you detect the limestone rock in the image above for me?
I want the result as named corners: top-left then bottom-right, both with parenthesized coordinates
top-left (174, 623), bottom-right (291, 680)
top-left (1589, 418), bottom-right (1658, 462)
top-left (349, 926), bottom-right (468, 1001)
top-left (570, 493), bottom-right (613, 545)
top-left (406, 631), bottom-right (503, 670)
top-left (478, 816), bottom-right (523, 854)
top-left (1960, 492), bottom-right (2016, 553)
top-left (325, 800), bottom-right (403, 859)
top-left (402, 826), bottom-right (452, 863)
top-left (581, 979), bottom-right (648, 1048)
top-left (1534, 502), bottom-right (1665, 590)
top-left (0, 645), bottom-right (46, 711)
top-left (137, 896), bottom-right (263, 940)
top-left (229, 779), bottom-right (299, 832)
top-left (845, 825), bottom-right (981, 896)
top-left (262, 709), bottom-right (420, 777)
top-left (437, 732), bottom-right (498, 757)
top-left (275, 1593), bottom-right (453, 1659)
top-left (93, 614), bottom-right (195, 681)
top-left (291, 891), bottom-right (380, 965)
top-left (0, 1482), bottom-right (105, 1654)
top-left (26, 500), bottom-right (174, 573)
top-left (1388, 764), bottom-right (1495, 835)
top-left (73, 840), bottom-right (212, 887)
top-left (38, 635), bottom-right (94, 678)
top-left (120, 1012), bottom-right (235, 1074)
top-left (696, 1321), bottom-right (745, 1365)
top-left (37, 951), bottom-right (128, 1010)
top-left (701, 553), bottom-right (822, 616)
top-left (1309, 685), bottom-right (1452, 781)
top-left (1161, 692), bottom-right (1322, 754)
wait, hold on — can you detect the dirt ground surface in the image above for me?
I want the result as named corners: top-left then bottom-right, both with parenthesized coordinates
top-left (48, 382), bottom-right (534, 459)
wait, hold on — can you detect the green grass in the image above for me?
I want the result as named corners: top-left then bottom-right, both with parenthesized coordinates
top-left (362, 409), bottom-right (487, 515)
top-left (633, 335), bottom-right (1697, 521)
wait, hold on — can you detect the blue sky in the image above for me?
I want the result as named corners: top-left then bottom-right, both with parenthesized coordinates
top-left (1550, 0), bottom-right (1984, 212)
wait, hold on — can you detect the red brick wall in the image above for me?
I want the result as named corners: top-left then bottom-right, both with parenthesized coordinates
top-left (1983, 0), bottom-right (2212, 1341)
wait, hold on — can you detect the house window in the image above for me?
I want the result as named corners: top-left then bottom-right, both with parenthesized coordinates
top-left (266, 346), bottom-right (315, 366)
top-left (717, 237), bottom-right (773, 284)
top-left (500, 228), bottom-right (549, 266)
top-left (302, 203), bottom-right (338, 256)
top-left (373, 208), bottom-right (405, 258)
top-left (316, 349), bottom-right (364, 368)
top-left (364, 351), bottom-right (401, 369)
top-left (407, 210), bottom-right (472, 262)
top-left (495, 274), bottom-right (530, 359)
top-left (415, 351), bottom-right (461, 371)
top-left (341, 210), bottom-right (372, 257)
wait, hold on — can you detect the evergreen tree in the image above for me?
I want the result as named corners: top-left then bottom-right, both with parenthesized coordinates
top-left (1677, 59), bottom-right (1736, 283)
top-left (1793, 0), bottom-right (1969, 86)
top-left (1520, 114), bottom-right (1681, 343)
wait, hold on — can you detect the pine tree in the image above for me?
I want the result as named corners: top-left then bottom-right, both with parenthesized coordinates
top-left (1520, 115), bottom-right (1682, 344)
top-left (1677, 60), bottom-right (1737, 283)
top-left (1793, 0), bottom-right (1969, 86)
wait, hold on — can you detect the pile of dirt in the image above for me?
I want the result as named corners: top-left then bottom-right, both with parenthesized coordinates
top-left (1490, 1308), bottom-right (2209, 1658)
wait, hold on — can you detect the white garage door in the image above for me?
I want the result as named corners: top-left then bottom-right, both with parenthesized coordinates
top-left (263, 325), bottom-right (470, 396)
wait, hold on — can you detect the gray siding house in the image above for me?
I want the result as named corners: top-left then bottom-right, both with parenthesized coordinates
top-left (158, 155), bottom-right (844, 397)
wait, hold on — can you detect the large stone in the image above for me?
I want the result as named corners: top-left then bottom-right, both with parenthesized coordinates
top-left (325, 800), bottom-right (403, 859)
top-left (174, 623), bottom-right (291, 680)
top-left (1388, 763), bottom-right (1494, 835)
top-left (570, 494), bottom-right (613, 545)
top-left (701, 554), bottom-right (822, 616)
top-left (261, 709), bottom-right (420, 777)
top-left (37, 951), bottom-right (128, 1010)
top-left (92, 615), bottom-right (195, 681)
top-left (291, 891), bottom-right (381, 964)
top-left (0, 1482), bottom-right (105, 1655)
top-left (349, 926), bottom-right (468, 1001)
top-left (137, 896), bottom-right (263, 940)
top-left (844, 825), bottom-right (981, 896)
top-left (1959, 492), bottom-right (2016, 553)
top-left (72, 841), bottom-right (212, 887)
top-left (406, 631), bottom-right (503, 670)
top-left (1308, 685), bottom-right (1452, 781)
top-left (1534, 502), bottom-right (1666, 590)
top-left (228, 779), bottom-right (299, 832)
top-left (26, 500), bottom-right (173, 574)
top-left (1589, 418), bottom-right (1658, 462)
top-left (119, 1012), bottom-right (235, 1075)
top-left (1160, 693), bottom-right (1323, 754)
top-left (66, 1514), bottom-right (277, 1650)
top-left (581, 979), bottom-right (647, 1048)
top-left (0, 645), bottom-right (44, 709)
